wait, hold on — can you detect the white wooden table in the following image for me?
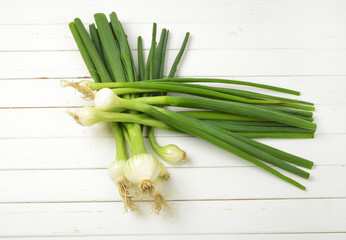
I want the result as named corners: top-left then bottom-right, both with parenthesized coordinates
top-left (1, 0), bottom-right (346, 239)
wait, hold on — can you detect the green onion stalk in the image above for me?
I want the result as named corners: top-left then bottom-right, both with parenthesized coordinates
top-left (71, 106), bottom-right (313, 169)
top-left (66, 13), bottom-right (317, 210)
top-left (122, 122), bottom-right (171, 214)
top-left (92, 89), bottom-right (311, 190)
top-left (108, 123), bottom-right (137, 212)
top-left (94, 89), bottom-right (311, 179)
top-left (82, 81), bottom-right (294, 105)
top-left (68, 109), bottom-right (139, 212)
top-left (85, 82), bottom-right (316, 131)
top-left (144, 28), bottom-right (189, 165)
top-left (70, 13), bottom-right (177, 214)
top-left (105, 12), bottom-right (171, 213)
top-left (70, 106), bottom-right (314, 139)
top-left (63, 79), bottom-right (314, 123)
top-left (69, 16), bottom-right (141, 211)
top-left (69, 14), bottom-right (166, 213)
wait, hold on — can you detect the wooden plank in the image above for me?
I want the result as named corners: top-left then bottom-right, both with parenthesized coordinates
top-left (0, 78), bottom-right (93, 108)
top-left (0, 134), bottom-right (345, 170)
top-left (0, 166), bottom-right (345, 202)
top-left (1, 49), bottom-right (346, 79)
top-left (0, 104), bottom-right (337, 139)
top-left (0, 199), bottom-right (345, 236)
top-left (1, 23), bottom-right (346, 51)
top-left (1, 234), bottom-right (345, 240)
top-left (0, 76), bottom-right (344, 108)
top-left (0, 0), bottom-right (345, 24)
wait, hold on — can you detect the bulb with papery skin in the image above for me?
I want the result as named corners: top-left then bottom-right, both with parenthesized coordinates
top-left (124, 153), bottom-right (161, 185)
top-left (76, 106), bottom-right (100, 126)
top-left (151, 178), bottom-right (163, 196)
top-left (108, 159), bottom-right (125, 183)
top-left (94, 88), bottom-right (123, 111)
top-left (156, 144), bottom-right (186, 164)
top-left (159, 163), bottom-right (170, 181)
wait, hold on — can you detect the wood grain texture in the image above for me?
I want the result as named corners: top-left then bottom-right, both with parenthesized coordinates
top-left (0, 76), bottom-right (345, 107)
top-left (0, 134), bottom-right (344, 170)
top-left (1, 234), bottom-right (346, 240)
top-left (0, 200), bottom-right (345, 236)
top-left (0, 166), bottom-right (345, 202)
top-left (1, 50), bottom-right (346, 79)
top-left (0, 0), bottom-right (345, 24)
top-left (1, 23), bottom-right (346, 51)
top-left (0, 104), bottom-right (338, 138)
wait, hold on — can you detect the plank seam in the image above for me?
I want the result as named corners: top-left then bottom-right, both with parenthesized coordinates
top-left (1, 197), bottom-right (346, 204)
top-left (0, 232), bottom-right (346, 238)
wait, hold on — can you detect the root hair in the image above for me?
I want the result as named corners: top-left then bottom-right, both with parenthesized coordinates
top-left (138, 179), bottom-right (156, 196)
top-left (182, 151), bottom-right (187, 163)
top-left (61, 80), bottom-right (95, 100)
top-left (117, 178), bottom-right (137, 212)
top-left (67, 110), bottom-right (83, 125)
top-left (152, 194), bottom-right (172, 215)
top-left (161, 171), bottom-right (170, 182)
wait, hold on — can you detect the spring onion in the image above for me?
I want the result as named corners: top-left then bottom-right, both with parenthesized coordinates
top-left (108, 122), bottom-right (137, 212)
top-left (67, 12), bottom-right (317, 215)
top-left (148, 127), bottom-right (186, 164)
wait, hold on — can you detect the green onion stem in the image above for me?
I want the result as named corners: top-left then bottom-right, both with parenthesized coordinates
top-left (228, 132), bottom-right (314, 169)
top-left (108, 86), bottom-right (315, 118)
top-left (165, 82), bottom-right (313, 106)
top-left (257, 105), bottom-right (313, 118)
top-left (73, 18), bottom-right (112, 83)
top-left (77, 107), bottom-right (174, 130)
top-left (257, 103), bottom-right (315, 111)
top-left (204, 123), bottom-right (314, 133)
top-left (124, 123), bottom-right (147, 155)
top-left (134, 82), bottom-right (285, 104)
top-left (146, 78), bottom-right (300, 95)
top-left (154, 108), bottom-right (310, 179)
top-left (182, 111), bottom-right (313, 123)
top-left (159, 30), bottom-right (169, 78)
top-left (88, 81), bottom-right (287, 104)
top-left (104, 97), bottom-right (310, 181)
top-left (87, 81), bottom-right (314, 126)
top-left (106, 82), bottom-right (314, 111)
top-left (137, 36), bottom-right (145, 81)
top-left (89, 24), bottom-right (105, 65)
top-left (120, 123), bottom-right (132, 153)
top-left (145, 107), bottom-right (307, 189)
top-left (148, 126), bottom-right (160, 150)
top-left (144, 23), bottom-right (157, 81)
top-left (76, 107), bottom-right (313, 169)
top-left (237, 132), bottom-right (314, 139)
top-left (153, 28), bottom-right (167, 79)
top-left (178, 111), bottom-right (266, 121)
top-left (168, 32), bottom-right (190, 78)
top-left (94, 13), bottom-right (126, 82)
top-left (113, 88), bottom-right (165, 95)
top-left (68, 22), bottom-right (100, 83)
top-left (130, 95), bottom-right (316, 130)
top-left (204, 120), bottom-right (286, 127)
top-left (109, 12), bottom-right (136, 82)
top-left (111, 122), bottom-right (128, 160)
top-left (80, 108), bottom-right (313, 140)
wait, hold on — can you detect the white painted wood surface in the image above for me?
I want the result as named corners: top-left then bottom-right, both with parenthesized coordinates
top-left (1, 0), bottom-right (346, 239)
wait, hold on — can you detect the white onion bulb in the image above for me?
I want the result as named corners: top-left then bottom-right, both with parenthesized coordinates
top-left (124, 153), bottom-right (161, 185)
top-left (108, 159), bottom-right (125, 183)
top-left (94, 88), bottom-right (122, 111)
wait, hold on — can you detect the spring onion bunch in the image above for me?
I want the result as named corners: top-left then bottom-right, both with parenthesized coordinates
top-left (66, 12), bottom-right (316, 214)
